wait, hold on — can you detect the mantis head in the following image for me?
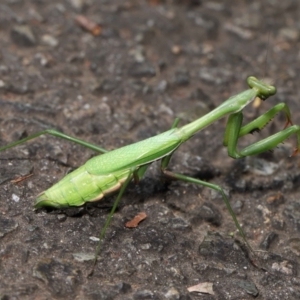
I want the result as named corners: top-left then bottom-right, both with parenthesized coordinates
top-left (247, 76), bottom-right (276, 100)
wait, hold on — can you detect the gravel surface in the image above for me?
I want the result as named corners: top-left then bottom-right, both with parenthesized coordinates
top-left (1, 1), bottom-right (300, 299)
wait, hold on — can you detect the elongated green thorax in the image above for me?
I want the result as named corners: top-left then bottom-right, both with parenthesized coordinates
top-left (177, 77), bottom-right (276, 142)
top-left (177, 89), bottom-right (257, 142)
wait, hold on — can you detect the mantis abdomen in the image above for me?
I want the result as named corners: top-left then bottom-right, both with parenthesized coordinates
top-left (36, 165), bottom-right (131, 208)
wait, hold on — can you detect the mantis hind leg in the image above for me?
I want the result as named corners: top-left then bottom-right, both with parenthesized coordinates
top-left (0, 129), bottom-right (108, 154)
top-left (161, 169), bottom-right (251, 250)
top-left (89, 168), bottom-right (135, 276)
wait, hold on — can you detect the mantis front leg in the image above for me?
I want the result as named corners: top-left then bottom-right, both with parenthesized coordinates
top-left (224, 103), bottom-right (300, 158)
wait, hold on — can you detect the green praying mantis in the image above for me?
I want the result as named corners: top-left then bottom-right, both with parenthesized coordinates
top-left (1, 76), bottom-right (300, 271)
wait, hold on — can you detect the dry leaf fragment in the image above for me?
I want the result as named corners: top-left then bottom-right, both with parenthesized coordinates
top-left (187, 282), bottom-right (214, 295)
top-left (125, 212), bottom-right (147, 228)
top-left (75, 15), bottom-right (102, 36)
top-left (266, 191), bottom-right (284, 206)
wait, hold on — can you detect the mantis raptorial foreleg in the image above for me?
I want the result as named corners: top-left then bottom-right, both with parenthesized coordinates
top-left (237, 103), bottom-right (293, 138)
top-left (224, 104), bottom-right (300, 158)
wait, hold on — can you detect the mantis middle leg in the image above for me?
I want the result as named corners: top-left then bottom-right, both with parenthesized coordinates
top-left (160, 140), bottom-right (250, 249)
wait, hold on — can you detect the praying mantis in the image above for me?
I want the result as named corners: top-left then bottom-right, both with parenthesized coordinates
top-left (1, 76), bottom-right (300, 271)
